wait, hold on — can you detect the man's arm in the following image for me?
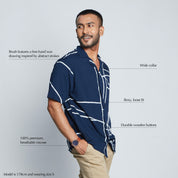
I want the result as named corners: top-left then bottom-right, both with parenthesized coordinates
top-left (47, 98), bottom-right (87, 155)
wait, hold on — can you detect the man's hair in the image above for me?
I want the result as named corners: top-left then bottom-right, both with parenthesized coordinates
top-left (76, 9), bottom-right (103, 27)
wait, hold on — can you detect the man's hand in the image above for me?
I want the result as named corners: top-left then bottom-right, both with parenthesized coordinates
top-left (74, 139), bottom-right (88, 155)
top-left (48, 99), bottom-right (88, 155)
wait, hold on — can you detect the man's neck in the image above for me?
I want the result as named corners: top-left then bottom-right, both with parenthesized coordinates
top-left (82, 45), bottom-right (99, 62)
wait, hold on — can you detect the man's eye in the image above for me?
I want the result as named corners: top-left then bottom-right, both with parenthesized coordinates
top-left (77, 25), bottom-right (82, 29)
top-left (88, 24), bottom-right (93, 27)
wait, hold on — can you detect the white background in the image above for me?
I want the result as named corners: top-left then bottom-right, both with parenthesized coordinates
top-left (0, 0), bottom-right (178, 178)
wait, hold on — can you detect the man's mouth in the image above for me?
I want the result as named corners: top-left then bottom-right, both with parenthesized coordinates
top-left (81, 35), bottom-right (92, 40)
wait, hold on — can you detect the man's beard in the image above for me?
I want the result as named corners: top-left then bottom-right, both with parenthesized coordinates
top-left (77, 33), bottom-right (100, 48)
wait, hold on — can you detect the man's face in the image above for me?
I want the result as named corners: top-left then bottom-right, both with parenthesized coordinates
top-left (76, 14), bottom-right (104, 49)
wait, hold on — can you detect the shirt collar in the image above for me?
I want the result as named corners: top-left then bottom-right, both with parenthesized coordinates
top-left (77, 46), bottom-right (101, 60)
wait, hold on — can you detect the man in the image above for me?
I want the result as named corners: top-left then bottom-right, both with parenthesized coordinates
top-left (47, 9), bottom-right (116, 178)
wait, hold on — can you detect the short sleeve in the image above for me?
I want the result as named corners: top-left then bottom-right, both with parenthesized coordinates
top-left (47, 62), bottom-right (70, 104)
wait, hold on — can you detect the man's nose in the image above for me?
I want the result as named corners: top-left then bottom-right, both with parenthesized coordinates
top-left (83, 26), bottom-right (89, 34)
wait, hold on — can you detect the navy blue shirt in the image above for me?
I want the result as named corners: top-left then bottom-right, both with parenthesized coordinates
top-left (47, 46), bottom-right (116, 157)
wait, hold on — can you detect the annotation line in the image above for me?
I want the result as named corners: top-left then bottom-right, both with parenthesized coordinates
top-left (20, 144), bottom-right (67, 146)
top-left (110, 68), bottom-right (157, 70)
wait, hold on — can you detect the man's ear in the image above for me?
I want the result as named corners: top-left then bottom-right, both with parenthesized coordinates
top-left (99, 26), bottom-right (104, 36)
